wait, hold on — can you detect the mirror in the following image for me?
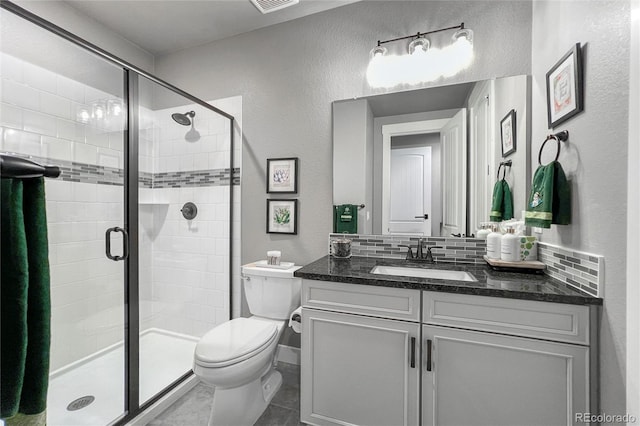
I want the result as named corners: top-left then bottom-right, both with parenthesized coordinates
top-left (333, 74), bottom-right (531, 237)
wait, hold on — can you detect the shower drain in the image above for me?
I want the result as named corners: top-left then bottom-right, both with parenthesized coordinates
top-left (67, 396), bottom-right (95, 411)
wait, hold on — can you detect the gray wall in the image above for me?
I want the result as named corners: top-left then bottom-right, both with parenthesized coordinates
top-left (333, 99), bottom-right (374, 233)
top-left (530, 0), bottom-right (630, 415)
top-left (13, 0), bottom-right (155, 73)
top-left (392, 133), bottom-right (442, 236)
top-left (155, 1), bottom-right (533, 267)
top-left (494, 74), bottom-right (531, 218)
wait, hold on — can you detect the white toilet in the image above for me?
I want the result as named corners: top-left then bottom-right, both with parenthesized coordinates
top-left (193, 262), bottom-right (302, 426)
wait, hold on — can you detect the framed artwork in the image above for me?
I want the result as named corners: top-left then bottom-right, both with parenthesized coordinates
top-left (500, 109), bottom-right (517, 157)
top-left (267, 157), bottom-right (298, 193)
top-left (266, 199), bottom-right (298, 234)
top-left (546, 43), bottom-right (584, 128)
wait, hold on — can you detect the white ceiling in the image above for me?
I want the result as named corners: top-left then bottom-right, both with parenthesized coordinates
top-left (63, 0), bottom-right (357, 56)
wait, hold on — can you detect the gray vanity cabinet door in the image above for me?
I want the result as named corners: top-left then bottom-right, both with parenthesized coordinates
top-left (422, 325), bottom-right (589, 426)
top-left (301, 308), bottom-right (420, 426)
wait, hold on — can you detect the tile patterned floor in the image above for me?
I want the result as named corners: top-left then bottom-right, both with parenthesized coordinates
top-left (149, 362), bottom-right (302, 426)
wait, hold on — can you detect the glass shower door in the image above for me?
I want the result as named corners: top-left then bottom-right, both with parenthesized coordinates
top-left (1, 8), bottom-right (127, 425)
top-left (137, 76), bottom-right (232, 405)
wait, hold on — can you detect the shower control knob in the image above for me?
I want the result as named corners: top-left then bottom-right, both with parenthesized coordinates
top-left (181, 202), bottom-right (198, 220)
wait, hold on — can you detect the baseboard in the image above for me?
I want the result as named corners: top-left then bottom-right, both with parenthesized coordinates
top-left (126, 375), bottom-right (199, 426)
top-left (276, 344), bottom-right (300, 365)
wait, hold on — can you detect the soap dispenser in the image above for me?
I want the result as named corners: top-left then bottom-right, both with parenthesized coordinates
top-left (501, 227), bottom-right (520, 262)
top-left (476, 223), bottom-right (491, 240)
top-left (486, 225), bottom-right (502, 259)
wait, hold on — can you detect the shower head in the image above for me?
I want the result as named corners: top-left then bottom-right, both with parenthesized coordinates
top-left (171, 111), bottom-right (195, 126)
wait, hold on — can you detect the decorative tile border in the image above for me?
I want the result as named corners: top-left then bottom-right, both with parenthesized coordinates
top-left (153, 168), bottom-right (240, 188)
top-left (2, 152), bottom-right (239, 188)
top-left (537, 242), bottom-right (603, 297)
top-left (329, 233), bottom-right (487, 264)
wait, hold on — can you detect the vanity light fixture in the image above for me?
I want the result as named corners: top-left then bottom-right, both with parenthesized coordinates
top-left (366, 22), bottom-right (474, 88)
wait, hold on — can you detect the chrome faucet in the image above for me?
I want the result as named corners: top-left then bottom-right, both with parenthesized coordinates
top-left (423, 245), bottom-right (443, 263)
top-left (399, 239), bottom-right (442, 262)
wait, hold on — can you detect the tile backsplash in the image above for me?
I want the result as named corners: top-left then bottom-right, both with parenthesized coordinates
top-left (329, 233), bottom-right (487, 264)
top-left (537, 243), bottom-right (603, 297)
top-left (329, 233), bottom-right (604, 298)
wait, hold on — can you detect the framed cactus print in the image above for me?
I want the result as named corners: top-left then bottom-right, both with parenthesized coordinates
top-left (267, 199), bottom-right (298, 234)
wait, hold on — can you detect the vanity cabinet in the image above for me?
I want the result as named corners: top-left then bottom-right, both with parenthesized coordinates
top-left (422, 291), bottom-right (594, 426)
top-left (300, 280), bottom-right (421, 426)
top-left (299, 279), bottom-right (597, 426)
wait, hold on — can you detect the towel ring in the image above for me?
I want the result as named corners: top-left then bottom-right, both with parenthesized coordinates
top-left (497, 164), bottom-right (506, 180)
top-left (538, 131), bottom-right (569, 165)
top-left (497, 160), bottom-right (512, 180)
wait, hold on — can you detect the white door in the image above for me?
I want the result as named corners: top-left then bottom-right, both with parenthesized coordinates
top-left (440, 109), bottom-right (467, 237)
top-left (468, 80), bottom-right (495, 234)
top-left (422, 325), bottom-right (589, 426)
top-left (301, 308), bottom-right (420, 426)
top-left (389, 146), bottom-right (432, 235)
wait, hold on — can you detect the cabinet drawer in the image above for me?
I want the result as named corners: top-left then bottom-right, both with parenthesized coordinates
top-left (302, 279), bottom-right (421, 322)
top-left (423, 291), bottom-right (590, 345)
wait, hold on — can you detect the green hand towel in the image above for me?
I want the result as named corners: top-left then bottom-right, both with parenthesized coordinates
top-left (502, 180), bottom-right (514, 221)
top-left (333, 204), bottom-right (358, 234)
top-left (551, 162), bottom-right (571, 225)
top-left (489, 180), bottom-right (504, 222)
top-left (1, 178), bottom-right (51, 422)
top-left (490, 180), bottom-right (513, 222)
top-left (525, 162), bottom-right (571, 228)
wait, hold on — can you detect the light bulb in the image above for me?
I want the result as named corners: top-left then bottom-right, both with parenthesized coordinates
top-left (408, 36), bottom-right (430, 55)
top-left (369, 45), bottom-right (387, 60)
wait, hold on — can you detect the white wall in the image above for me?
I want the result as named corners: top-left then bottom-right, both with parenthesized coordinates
top-left (531, 0), bottom-right (631, 416)
top-left (11, 0), bottom-right (154, 73)
top-left (627, 0), bottom-right (639, 420)
top-left (155, 1), bottom-right (533, 267)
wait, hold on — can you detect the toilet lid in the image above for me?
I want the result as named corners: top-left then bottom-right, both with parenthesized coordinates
top-left (194, 318), bottom-right (278, 366)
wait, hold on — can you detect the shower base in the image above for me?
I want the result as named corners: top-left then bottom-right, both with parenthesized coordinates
top-left (47, 329), bottom-right (198, 426)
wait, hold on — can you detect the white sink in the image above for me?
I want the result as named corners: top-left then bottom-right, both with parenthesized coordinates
top-left (370, 265), bottom-right (477, 282)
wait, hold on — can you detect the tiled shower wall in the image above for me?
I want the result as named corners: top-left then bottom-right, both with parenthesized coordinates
top-left (139, 97), bottom-right (242, 338)
top-left (1, 52), bottom-right (240, 369)
top-left (1, 52), bottom-right (127, 369)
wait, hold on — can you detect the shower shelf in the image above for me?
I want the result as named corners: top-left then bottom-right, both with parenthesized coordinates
top-left (139, 189), bottom-right (169, 205)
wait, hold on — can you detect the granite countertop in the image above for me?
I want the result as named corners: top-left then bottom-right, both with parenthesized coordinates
top-left (294, 256), bottom-right (602, 306)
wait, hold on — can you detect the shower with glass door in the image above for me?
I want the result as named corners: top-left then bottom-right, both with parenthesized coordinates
top-left (0, 2), bottom-right (234, 424)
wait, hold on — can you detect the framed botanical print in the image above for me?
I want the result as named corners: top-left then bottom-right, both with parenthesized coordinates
top-left (266, 199), bottom-right (298, 234)
top-left (546, 43), bottom-right (584, 128)
top-left (500, 109), bottom-right (516, 157)
top-left (267, 157), bottom-right (298, 194)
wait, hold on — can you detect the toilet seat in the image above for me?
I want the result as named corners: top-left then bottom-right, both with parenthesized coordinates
top-left (194, 318), bottom-right (278, 368)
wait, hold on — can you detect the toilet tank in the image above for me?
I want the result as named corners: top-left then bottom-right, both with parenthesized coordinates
top-left (241, 262), bottom-right (303, 320)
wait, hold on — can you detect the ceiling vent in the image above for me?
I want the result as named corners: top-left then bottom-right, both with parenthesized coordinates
top-left (250, 0), bottom-right (299, 14)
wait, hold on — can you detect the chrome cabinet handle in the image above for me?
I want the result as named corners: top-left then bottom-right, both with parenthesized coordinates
top-left (414, 214), bottom-right (428, 219)
top-left (426, 339), bottom-right (433, 372)
top-left (105, 227), bottom-right (129, 261)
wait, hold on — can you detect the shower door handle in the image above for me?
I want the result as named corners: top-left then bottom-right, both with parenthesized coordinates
top-left (105, 227), bottom-right (129, 261)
